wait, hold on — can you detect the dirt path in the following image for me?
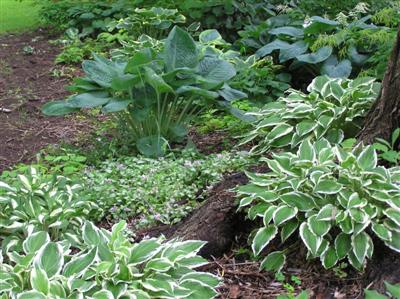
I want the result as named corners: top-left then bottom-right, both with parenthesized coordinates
top-left (0, 29), bottom-right (87, 173)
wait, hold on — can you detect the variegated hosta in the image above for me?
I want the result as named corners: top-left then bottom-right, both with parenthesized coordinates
top-left (0, 221), bottom-right (220, 299)
top-left (240, 75), bottom-right (380, 154)
top-left (0, 168), bottom-right (98, 252)
top-left (237, 139), bottom-right (400, 271)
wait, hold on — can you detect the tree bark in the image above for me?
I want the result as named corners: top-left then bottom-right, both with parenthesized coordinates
top-left (358, 27), bottom-right (400, 144)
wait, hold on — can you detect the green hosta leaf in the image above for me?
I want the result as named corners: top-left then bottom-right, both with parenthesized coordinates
top-left (273, 205), bottom-right (298, 226)
top-left (252, 225), bottom-right (278, 256)
top-left (63, 247), bottom-right (97, 277)
top-left (67, 92), bottom-right (110, 109)
top-left (372, 223), bottom-right (392, 242)
top-left (256, 39), bottom-right (290, 58)
top-left (31, 267), bottom-right (49, 295)
top-left (364, 289), bottom-right (389, 299)
top-left (308, 215), bottom-right (331, 237)
top-left (260, 251), bottom-right (286, 272)
top-left (165, 26), bottom-right (198, 72)
top-left (335, 233), bottom-right (351, 260)
top-left (34, 242), bottom-right (64, 278)
top-left (300, 222), bottom-right (321, 256)
top-left (130, 239), bottom-right (162, 265)
top-left (111, 74), bottom-right (140, 91)
top-left (352, 232), bottom-right (370, 265)
top-left (136, 136), bottom-right (167, 158)
top-left (144, 67), bottom-right (174, 94)
top-left (357, 146), bottom-right (377, 170)
top-left (384, 281), bottom-right (400, 298)
top-left (297, 46), bottom-right (332, 64)
top-left (280, 220), bottom-right (299, 242)
top-left (269, 26), bottom-right (304, 38)
top-left (17, 291), bottom-right (47, 299)
top-left (321, 246), bottom-right (338, 269)
top-left (41, 101), bottom-right (80, 116)
top-left (383, 209), bottom-right (400, 227)
top-left (280, 192), bottom-right (315, 211)
top-left (23, 231), bottom-right (50, 254)
top-left (279, 41), bottom-right (308, 63)
top-left (314, 180), bottom-right (343, 194)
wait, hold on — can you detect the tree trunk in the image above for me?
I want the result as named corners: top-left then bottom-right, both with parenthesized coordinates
top-left (358, 27), bottom-right (400, 144)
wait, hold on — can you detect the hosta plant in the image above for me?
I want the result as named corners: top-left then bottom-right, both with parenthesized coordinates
top-left (42, 26), bottom-right (246, 157)
top-left (237, 140), bottom-right (400, 271)
top-left (0, 220), bottom-right (220, 298)
top-left (0, 168), bottom-right (98, 252)
top-left (240, 75), bottom-right (380, 154)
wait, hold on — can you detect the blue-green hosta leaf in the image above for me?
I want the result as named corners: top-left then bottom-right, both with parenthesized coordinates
top-left (199, 29), bottom-right (225, 45)
top-left (256, 39), bottom-right (290, 58)
top-left (352, 232), bottom-right (370, 265)
top-left (321, 56), bottom-right (352, 78)
top-left (349, 46), bottom-right (368, 66)
top-left (111, 74), bottom-right (140, 91)
top-left (41, 101), bottom-right (80, 116)
top-left (144, 67), bottom-right (174, 94)
top-left (335, 233), bottom-right (351, 260)
top-left (371, 222), bottom-right (392, 242)
top-left (357, 146), bottom-right (377, 170)
top-left (165, 26), bottom-right (198, 72)
top-left (218, 84), bottom-right (247, 102)
top-left (304, 16), bottom-right (339, 34)
top-left (176, 86), bottom-right (219, 99)
top-left (125, 49), bottom-right (153, 73)
top-left (67, 92), bottom-right (110, 109)
top-left (279, 41), bottom-right (308, 63)
top-left (260, 251), bottom-right (286, 272)
top-left (17, 291), bottom-right (47, 299)
top-left (31, 266), bottom-right (49, 295)
top-left (101, 99), bottom-right (132, 113)
top-left (321, 246), bottom-right (338, 269)
top-left (252, 225), bottom-right (278, 256)
top-left (34, 242), bottom-right (64, 278)
top-left (197, 57), bottom-right (236, 83)
top-left (23, 231), bottom-right (50, 254)
top-left (280, 192), bottom-right (316, 211)
top-left (136, 136), bottom-right (167, 158)
top-left (63, 247), bottom-right (97, 277)
top-left (300, 222), bottom-right (321, 256)
top-left (297, 46), bottom-right (332, 64)
top-left (269, 26), bottom-right (304, 38)
top-left (272, 205), bottom-right (298, 226)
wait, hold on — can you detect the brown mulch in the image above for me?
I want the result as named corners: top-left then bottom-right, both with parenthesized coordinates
top-left (0, 29), bottom-right (89, 173)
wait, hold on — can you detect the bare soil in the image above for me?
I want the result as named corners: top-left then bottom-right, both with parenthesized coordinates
top-left (0, 29), bottom-right (87, 173)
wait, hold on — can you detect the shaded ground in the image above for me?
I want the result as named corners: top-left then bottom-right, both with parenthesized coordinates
top-left (0, 29), bottom-right (87, 172)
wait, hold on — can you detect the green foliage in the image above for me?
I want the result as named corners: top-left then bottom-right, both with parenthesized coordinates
top-left (83, 151), bottom-right (249, 228)
top-left (0, 168), bottom-right (98, 252)
top-left (365, 281), bottom-right (400, 299)
top-left (237, 140), bottom-right (400, 271)
top-left (42, 26), bottom-right (245, 157)
top-left (373, 128), bottom-right (400, 166)
top-left (240, 10), bottom-right (397, 80)
top-left (241, 76), bottom-right (380, 154)
top-left (0, 0), bottom-right (40, 35)
top-left (0, 220), bottom-right (220, 298)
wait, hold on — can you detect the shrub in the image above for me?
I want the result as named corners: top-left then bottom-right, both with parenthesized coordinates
top-left (240, 76), bottom-right (380, 154)
top-left (0, 220), bottom-right (220, 298)
top-left (0, 168), bottom-right (98, 253)
top-left (83, 151), bottom-right (250, 228)
top-left (237, 140), bottom-right (400, 271)
top-left (42, 26), bottom-right (246, 157)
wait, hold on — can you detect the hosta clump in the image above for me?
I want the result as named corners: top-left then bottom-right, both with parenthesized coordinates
top-left (237, 139), bottom-right (400, 271)
top-left (0, 168), bottom-right (98, 252)
top-left (241, 75), bottom-right (380, 154)
top-left (0, 221), bottom-right (220, 298)
top-left (83, 151), bottom-right (249, 228)
top-left (42, 26), bottom-right (246, 157)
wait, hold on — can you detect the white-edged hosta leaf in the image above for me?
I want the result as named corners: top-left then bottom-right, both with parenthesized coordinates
top-left (297, 139), bottom-right (315, 162)
top-left (23, 231), bottom-right (50, 254)
top-left (91, 290), bottom-right (114, 299)
top-left (314, 180), bottom-right (343, 194)
top-left (17, 291), bottom-right (47, 299)
top-left (352, 232), bottom-right (370, 265)
top-left (263, 206), bottom-right (278, 226)
top-left (272, 205), bottom-right (298, 226)
top-left (129, 239), bottom-right (162, 265)
top-left (63, 247), bottom-right (97, 277)
top-left (384, 281), bottom-right (400, 298)
top-left (280, 192), bottom-right (315, 211)
top-left (385, 231), bottom-right (400, 253)
top-left (347, 250), bottom-right (364, 271)
top-left (280, 220), bottom-right (299, 243)
top-left (83, 221), bottom-right (101, 246)
top-left (308, 215), bottom-right (331, 237)
top-left (316, 204), bottom-right (336, 221)
top-left (335, 233), bottom-right (351, 260)
top-left (357, 146), bottom-right (377, 170)
top-left (31, 266), bottom-right (49, 294)
top-left (364, 289), bottom-right (388, 299)
top-left (34, 242), bottom-right (64, 278)
top-left (180, 272), bottom-right (220, 288)
top-left (383, 209), bottom-right (400, 227)
top-left (252, 225), bottom-right (278, 256)
top-left (300, 222), bottom-right (321, 256)
top-left (260, 251), bottom-right (286, 272)
top-left (371, 222), bottom-right (392, 242)
top-left (321, 246), bottom-right (338, 269)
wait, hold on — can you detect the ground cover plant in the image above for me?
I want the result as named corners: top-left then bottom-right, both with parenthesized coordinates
top-left (0, 0), bottom-right (41, 35)
top-left (1, 0), bottom-right (400, 298)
